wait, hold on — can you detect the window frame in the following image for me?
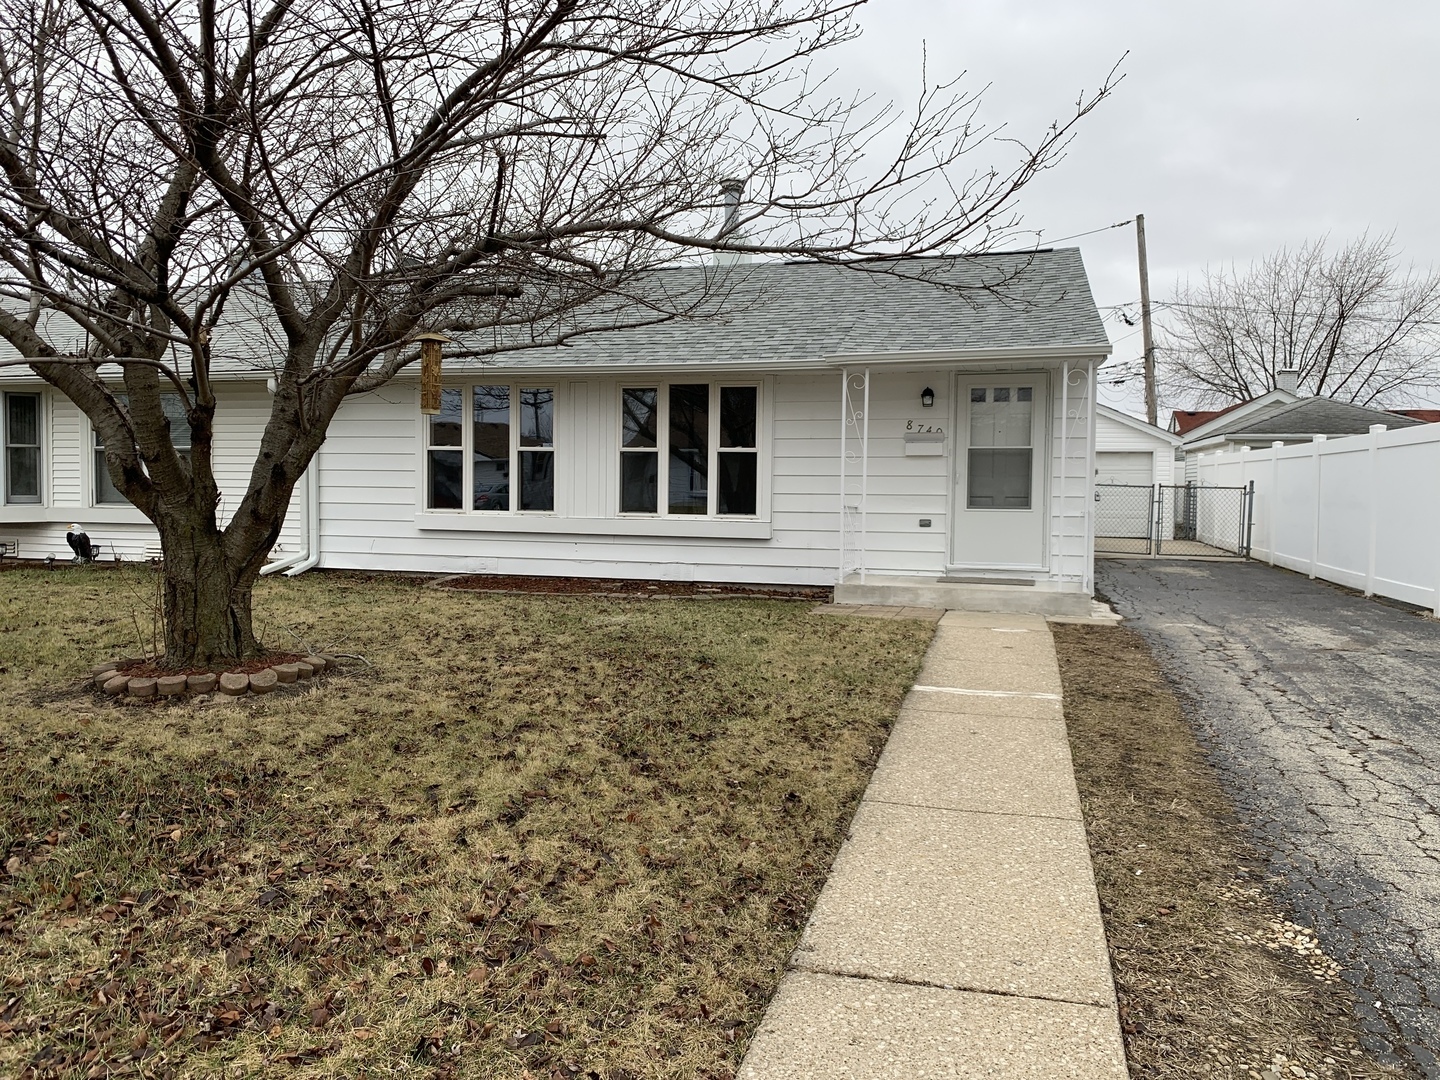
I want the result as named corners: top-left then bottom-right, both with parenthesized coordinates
top-left (616, 380), bottom-right (762, 519)
top-left (3, 392), bottom-right (43, 505)
top-left (423, 382), bottom-right (558, 514)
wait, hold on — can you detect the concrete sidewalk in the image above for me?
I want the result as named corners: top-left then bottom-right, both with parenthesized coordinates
top-left (738, 611), bottom-right (1127, 1078)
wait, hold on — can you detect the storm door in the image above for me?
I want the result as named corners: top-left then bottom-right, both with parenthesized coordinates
top-left (950, 375), bottom-right (1048, 570)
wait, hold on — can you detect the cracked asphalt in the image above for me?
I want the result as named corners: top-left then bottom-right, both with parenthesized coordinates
top-left (1098, 559), bottom-right (1440, 1076)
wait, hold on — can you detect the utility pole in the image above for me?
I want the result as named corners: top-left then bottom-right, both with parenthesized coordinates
top-left (1136, 213), bottom-right (1158, 426)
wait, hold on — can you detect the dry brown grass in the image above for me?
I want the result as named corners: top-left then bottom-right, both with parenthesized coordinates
top-left (1054, 623), bottom-right (1409, 1080)
top-left (0, 567), bottom-right (933, 1079)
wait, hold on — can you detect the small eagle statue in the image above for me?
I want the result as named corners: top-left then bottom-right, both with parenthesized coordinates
top-left (66, 523), bottom-right (95, 563)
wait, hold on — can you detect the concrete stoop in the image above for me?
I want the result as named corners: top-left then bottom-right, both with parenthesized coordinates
top-left (738, 611), bottom-right (1127, 1079)
top-left (834, 576), bottom-right (1094, 617)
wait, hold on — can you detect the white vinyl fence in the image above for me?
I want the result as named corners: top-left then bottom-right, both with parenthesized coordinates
top-left (1193, 423), bottom-right (1440, 615)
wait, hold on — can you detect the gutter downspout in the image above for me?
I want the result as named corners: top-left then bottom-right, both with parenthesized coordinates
top-left (258, 375), bottom-right (305, 576)
top-left (283, 454), bottom-right (320, 576)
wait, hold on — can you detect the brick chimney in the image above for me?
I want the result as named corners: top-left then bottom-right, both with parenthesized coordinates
top-left (1276, 368), bottom-right (1300, 395)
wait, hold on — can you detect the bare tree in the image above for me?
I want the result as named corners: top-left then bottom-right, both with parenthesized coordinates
top-left (1160, 234), bottom-right (1440, 407)
top-left (0, 0), bottom-right (1118, 666)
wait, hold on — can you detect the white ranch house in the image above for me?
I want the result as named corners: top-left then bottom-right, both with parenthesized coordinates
top-left (0, 251), bottom-right (1112, 615)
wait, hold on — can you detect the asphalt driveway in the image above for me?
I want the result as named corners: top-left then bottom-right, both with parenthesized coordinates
top-left (1098, 559), bottom-right (1440, 1076)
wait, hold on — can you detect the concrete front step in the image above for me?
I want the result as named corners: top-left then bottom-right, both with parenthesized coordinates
top-left (834, 577), bottom-right (1093, 616)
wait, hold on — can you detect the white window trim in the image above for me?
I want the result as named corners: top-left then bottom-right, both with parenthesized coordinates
top-left (616, 380), bottom-right (765, 520)
top-left (3, 391), bottom-right (44, 506)
top-left (423, 382), bottom-right (559, 515)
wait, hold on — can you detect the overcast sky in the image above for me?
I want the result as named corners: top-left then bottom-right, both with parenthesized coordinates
top-left (833, 0), bottom-right (1440, 414)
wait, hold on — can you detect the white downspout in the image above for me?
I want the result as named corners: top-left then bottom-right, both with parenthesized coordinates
top-left (283, 453), bottom-right (321, 576)
top-left (259, 375), bottom-right (305, 576)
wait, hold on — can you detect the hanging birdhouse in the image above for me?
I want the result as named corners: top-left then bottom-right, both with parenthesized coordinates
top-left (415, 331), bottom-right (450, 415)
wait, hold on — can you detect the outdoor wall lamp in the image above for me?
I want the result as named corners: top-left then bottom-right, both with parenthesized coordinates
top-left (920, 386), bottom-right (935, 408)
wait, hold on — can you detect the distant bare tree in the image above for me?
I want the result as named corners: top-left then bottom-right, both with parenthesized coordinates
top-left (0, 0), bottom-right (1118, 665)
top-left (1160, 234), bottom-right (1440, 407)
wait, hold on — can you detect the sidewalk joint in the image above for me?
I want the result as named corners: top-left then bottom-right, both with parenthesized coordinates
top-left (787, 963), bottom-right (1112, 1011)
top-left (912, 684), bottom-right (1061, 700)
top-left (859, 796), bottom-right (1080, 823)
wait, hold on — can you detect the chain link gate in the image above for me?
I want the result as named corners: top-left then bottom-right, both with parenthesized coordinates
top-left (1096, 481), bottom-right (1254, 558)
top-left (1094, 483), bottom-right (1155, 555)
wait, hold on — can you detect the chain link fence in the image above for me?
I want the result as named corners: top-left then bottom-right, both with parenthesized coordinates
top-left (1096, 482), bottom-right (1253, 558)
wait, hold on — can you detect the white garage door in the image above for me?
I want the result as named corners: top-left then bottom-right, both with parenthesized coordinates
top-left (1096, 451), bottom-right (1154, 486)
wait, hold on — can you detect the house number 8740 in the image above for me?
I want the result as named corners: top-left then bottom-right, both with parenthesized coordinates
top-left (906, 420), bottom-right (945, 434)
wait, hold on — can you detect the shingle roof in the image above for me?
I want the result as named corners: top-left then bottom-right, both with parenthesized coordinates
top-left (1218, 397), bottom-right (1423, 439)
top-left (441, 248), bottom-right (1109, 369)
top-left (1171, 403), bottom-right (1241, 435)
top-left (2, 248), bottom-right (1109, 380)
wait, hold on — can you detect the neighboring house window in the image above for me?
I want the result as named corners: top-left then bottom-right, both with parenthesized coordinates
top-left (4, 393), bottom-right (41, 504)
top-left (94, 393), bottom-right (191, 504)
top-left (426, 384), bottom-right (555, 512)
top-left (619, 383), bottom-right (759, 516)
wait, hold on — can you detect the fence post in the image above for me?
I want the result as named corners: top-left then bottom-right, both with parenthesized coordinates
top-left (1365, 424), bottom-right (1385, 597)
top-left (1309, 435), bottom-right (1326, 578)
top-left (1239, 446), bottom-right (1250, 555)
top-left (1244, 480), bottom-right (1256, 558)
top-left (1269, 441), bottom-right (1282, 566)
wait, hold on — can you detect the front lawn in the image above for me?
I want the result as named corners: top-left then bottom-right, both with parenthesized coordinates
top-left (0, 568), bottom-right (932, 1079)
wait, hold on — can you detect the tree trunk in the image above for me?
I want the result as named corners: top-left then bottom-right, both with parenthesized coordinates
top-left (158, 515), bottom-right (262, 668)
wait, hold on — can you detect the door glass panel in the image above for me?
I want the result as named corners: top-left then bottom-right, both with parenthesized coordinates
top-left (473, 385), bottom-right (510, 510)
top-left (968, 386), bottom-right (1034, 509)
top-left (668, 384), bottom-right (708, 515)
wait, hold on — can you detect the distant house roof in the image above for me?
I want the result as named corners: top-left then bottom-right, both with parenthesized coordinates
top-left (1389, 408), bottom-right (1440, 424)
top-left (1170, 402), bottom-right (1242, 435)
top-left (1202, 397), bottom-right (1423, 442)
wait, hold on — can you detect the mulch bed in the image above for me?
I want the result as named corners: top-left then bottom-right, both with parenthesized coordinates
top-left (439, 574), bottom-right (833, 600)
top-left (116, 652), bottom-right (307, 679)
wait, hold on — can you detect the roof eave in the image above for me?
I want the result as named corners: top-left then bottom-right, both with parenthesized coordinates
top-left (828, 342), bottom-right (1112, 367)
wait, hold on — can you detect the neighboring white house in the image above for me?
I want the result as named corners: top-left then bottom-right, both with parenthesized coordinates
top-left (0, 250), bottom-right (1112, 614)
top-left (1175, 393), bottom-right (1423, 483)
top-left (1095, 404), bottom-right (1180, 487)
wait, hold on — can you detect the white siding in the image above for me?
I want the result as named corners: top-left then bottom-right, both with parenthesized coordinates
top-left (318, 365), bottom-right (1095, 592)
top-left (49, 395), bottom-right (83, 505)
top-left (0, 382), bottom-right (305, 562)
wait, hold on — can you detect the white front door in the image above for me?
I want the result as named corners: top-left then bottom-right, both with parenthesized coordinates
top-left (950, 374), bottom-right (1049, 570)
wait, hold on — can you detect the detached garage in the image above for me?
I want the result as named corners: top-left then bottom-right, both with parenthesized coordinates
top-left (1095, 404), bottom-right (1180, 487)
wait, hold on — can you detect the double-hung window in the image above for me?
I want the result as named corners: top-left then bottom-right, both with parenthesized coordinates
top-left (4, 393), bottom-right (41, 504)
top-left (95, 393), bottom-right (191, 504)
top-left (620, 383), bottom-right (758, 516)
top-left (425, 384), bottom-right (555, 512)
